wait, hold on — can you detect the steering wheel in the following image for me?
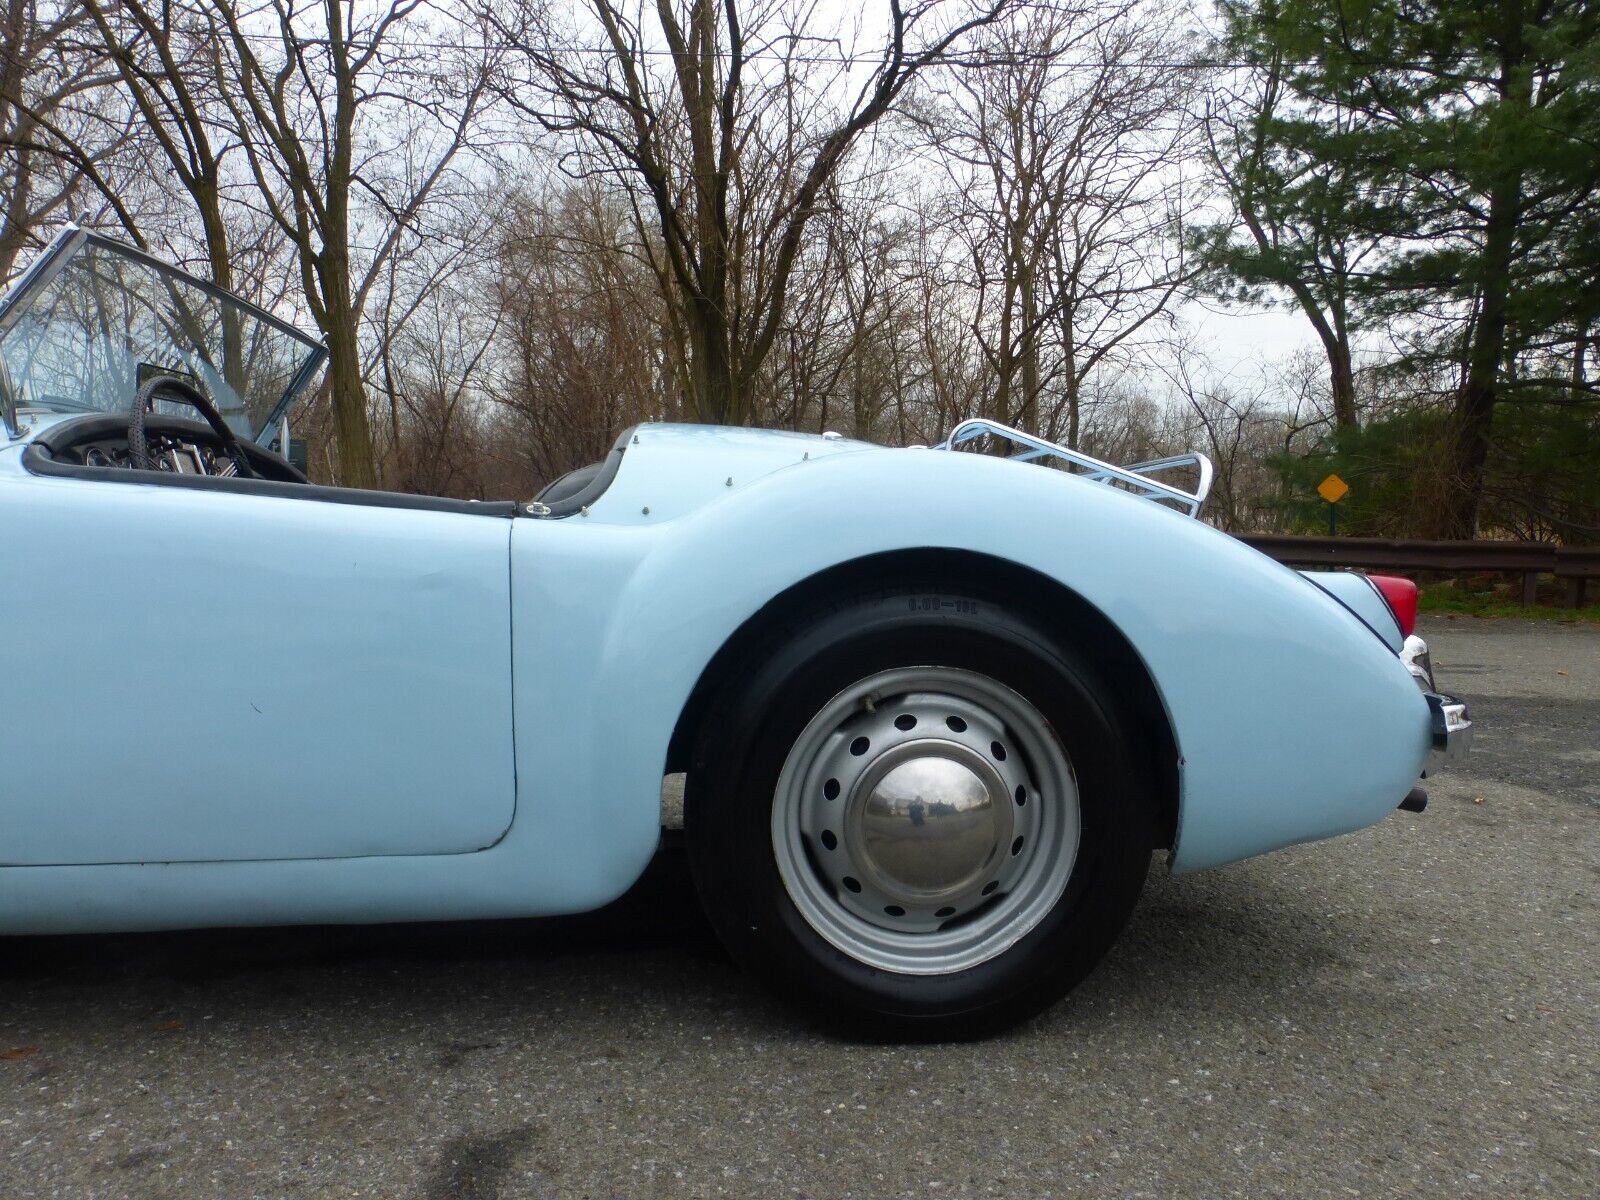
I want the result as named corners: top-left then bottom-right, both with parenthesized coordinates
top-left (128, 374), bottom-right (257, 479)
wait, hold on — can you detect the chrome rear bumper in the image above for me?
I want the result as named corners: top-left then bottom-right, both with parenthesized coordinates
top-left (1425, 692), bottom-right (1473, 769)
top-left (1401, 634), bottom-right (1472, 772)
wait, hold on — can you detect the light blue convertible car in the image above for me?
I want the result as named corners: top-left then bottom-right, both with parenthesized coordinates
top-left (0, 230), bottom-right (1470, 1036)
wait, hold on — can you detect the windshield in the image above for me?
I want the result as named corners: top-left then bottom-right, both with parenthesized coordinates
top-left (0, 229), bottom-right (325, 442)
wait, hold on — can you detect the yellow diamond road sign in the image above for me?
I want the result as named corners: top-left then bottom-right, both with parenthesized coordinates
top-left (1318, 473), bottom-right (1350, 504)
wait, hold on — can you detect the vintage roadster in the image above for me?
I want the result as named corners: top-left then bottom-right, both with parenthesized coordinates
top-left (0, 229), bottom-right (1469, 1036)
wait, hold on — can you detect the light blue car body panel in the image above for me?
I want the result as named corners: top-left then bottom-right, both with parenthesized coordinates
top-left (1300, 570), bottom-right (1405, 652)
top-left (0, 439), bottom-right (516, 865)
top-left (0, 421), bottom-right (1432, 934)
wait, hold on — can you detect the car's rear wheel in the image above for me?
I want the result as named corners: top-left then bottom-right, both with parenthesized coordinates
top-left (685, 582), bottom-right (1155, 1039)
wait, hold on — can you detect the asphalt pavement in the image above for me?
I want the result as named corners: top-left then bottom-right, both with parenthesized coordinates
top-left (1, 615), bottom-right (1595, 1199)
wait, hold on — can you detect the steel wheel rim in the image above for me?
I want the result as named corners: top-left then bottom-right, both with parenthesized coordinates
top-left (771, 666), bottom-right (1081, 975)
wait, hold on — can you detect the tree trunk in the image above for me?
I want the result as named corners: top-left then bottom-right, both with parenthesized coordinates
top-left (1572, 317), bottom-right (1589, 391)
top-left (320, 263), bottom-right (377, 489)
top-left (0, 0), bottom-right (34, 282)
top-left (990, 286), bottom-right (1014, 425)
top-left (1435, 56), bottom-right (1529, 540)
top-left (1324, 335), bottom-right (1357, 430)
top-left (0, 143), bottom-right (31, 280)
top-left (1439, 283), bottom-right (1509, 539)
top-left (195, 189), bottom-right (247, 416)
top-left (1060, 298), bottom-right (1080, 448)
top-left (688, 297), bottom-right (737, 424)
top-left (851, 343), bottom-right (870, 441)
top-left (1018, 264), bottom-right (1039, 434)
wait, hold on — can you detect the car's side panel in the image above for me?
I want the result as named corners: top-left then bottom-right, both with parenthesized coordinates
top-left (0, 426), bottom-right (1429, 932)
top-left (0, 451), bottom-right (516, 864)
top-left (1300, 570), bottom-right (1404, 651)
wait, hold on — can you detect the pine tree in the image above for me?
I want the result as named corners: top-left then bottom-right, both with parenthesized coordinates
top-left (1202, 0), bottom-right (1600, 538)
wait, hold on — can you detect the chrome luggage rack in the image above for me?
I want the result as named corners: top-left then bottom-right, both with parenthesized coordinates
top-left (932, 418), bottom-right (1214, 519)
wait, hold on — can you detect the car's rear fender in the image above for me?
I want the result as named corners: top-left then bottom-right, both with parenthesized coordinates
top-left (571, 443), bottom-right (1431, 881)
top-left (1300, 570), bottom-right (1405, 651)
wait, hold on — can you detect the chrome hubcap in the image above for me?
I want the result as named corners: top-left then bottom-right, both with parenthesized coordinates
top-left (855, 742), bottom-right (1010, 901)
top-left (772, 666), bottom-right (1080, 975)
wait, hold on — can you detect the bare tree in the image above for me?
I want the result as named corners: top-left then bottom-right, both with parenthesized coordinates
top-left (756, 159), bottom-right (926, 440)
top-left (485, 181), bottom-right (670, 489)
top-left (75, 0), bottom-right (257, 293)
top-left (488, 0), bottom-right (1019, 425)
top-left (922, 0), bottom-right (1199, 444)
top-left (904, 191), bottom-right (989, 438)
top-left (366, 199), bottom-right (498, 484)
top-left (195, 0), bottom-right (498, 488)
top-left (379, 297), bottom-right (504, 498)
top-left (0, 0), bottom-right (144, 276)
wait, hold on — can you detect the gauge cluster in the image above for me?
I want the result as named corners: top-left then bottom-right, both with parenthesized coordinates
top-left (71, 432), bottom-right (245, 476)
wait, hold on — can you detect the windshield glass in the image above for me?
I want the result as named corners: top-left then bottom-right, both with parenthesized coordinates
top-left (0, 230), bottom-right (324, 441)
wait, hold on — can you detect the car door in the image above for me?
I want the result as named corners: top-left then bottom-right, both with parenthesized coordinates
top-left (0, 465), bottom-right (517, 865)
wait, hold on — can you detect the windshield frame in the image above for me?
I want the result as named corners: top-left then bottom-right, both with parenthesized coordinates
top-left (0, 225), bottom-right (327, 443)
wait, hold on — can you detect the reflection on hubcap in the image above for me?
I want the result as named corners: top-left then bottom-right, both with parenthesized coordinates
top-left (857, 745), bottom-right (1009, 899)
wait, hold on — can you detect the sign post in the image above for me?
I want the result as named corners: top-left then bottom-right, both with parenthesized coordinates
top-left (1317, 473), bottom-right (1349, 535)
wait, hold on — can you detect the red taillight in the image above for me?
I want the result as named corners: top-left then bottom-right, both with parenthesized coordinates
top-left (1369, 574), bottom-right (1418, 639)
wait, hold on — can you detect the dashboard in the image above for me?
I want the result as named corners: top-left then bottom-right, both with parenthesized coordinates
top-left (25, 415), bottom-right (308, 485)
top-left (71, 431), bottom-right (250, 477)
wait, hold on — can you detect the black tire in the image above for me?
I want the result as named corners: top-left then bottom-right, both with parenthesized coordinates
top-left (684, 580), bottom-right (1155, 1040)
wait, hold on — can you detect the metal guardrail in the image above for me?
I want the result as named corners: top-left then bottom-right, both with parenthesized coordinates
top-left (1237, 534), bottom-right (1599, 608)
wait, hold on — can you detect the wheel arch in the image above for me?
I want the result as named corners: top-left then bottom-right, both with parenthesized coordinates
top-left (664, 547), bottom-right (1180, 849)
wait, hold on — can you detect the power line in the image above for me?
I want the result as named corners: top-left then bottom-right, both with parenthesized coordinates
top-left (159, 25), bottom-right (1498, 73)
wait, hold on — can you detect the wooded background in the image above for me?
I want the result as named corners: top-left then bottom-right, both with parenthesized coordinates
top-left (2, 0), bottom-right (1596, 539)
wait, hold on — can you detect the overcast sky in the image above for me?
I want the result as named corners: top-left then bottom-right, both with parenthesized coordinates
top-left (1182, 301), bottom-right (1319, 381)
